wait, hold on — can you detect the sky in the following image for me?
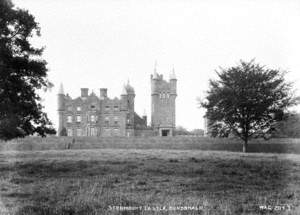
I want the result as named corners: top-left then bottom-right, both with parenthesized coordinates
top-left (13, 0), bottom-right (300, 130)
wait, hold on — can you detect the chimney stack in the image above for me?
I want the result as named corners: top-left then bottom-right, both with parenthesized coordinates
top-left (81, 88), bottom-right (89, 97)
top-left (100, 88), bottom-right (107, 99)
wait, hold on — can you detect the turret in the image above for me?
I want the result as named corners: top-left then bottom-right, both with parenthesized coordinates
top-left (57, 83), bottom-right (65, 111)
top-left (142, 109), bottom-right (147, 126)
top-left (120, 85), bottom-right (128, 110)
top-left (57, 83), bottom-right (65, 136)
top-left (169, 67), bottom-right (177, 95)
top-left (124, 80), bottom-right (135, 109)
top-left (151, 62), bottom-right (159, 95)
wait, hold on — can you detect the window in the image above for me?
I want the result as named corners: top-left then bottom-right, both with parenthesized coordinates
top-left (76, 129), bottom-right (82, 136)
top-left (90, 115), bottom-right (95, 122)
top-left (90, 105), bottom-right (95, 109)
top-left (114, 105), bottom-right (118, 111)
top-left (126, 114), bottom-right (131, 124)
top-left (67, 106), bottom-right (72, 111)
top-left (114, 116), bottom-right (118, 125)
top-left (91, 127), bottom-right (97, 136)
top-left (67, 116), bottom-right (72, 123)
top-left (77, 106), bottom-right (81, 111)
top-left (105, 106), bottom-right (110, 112)
top-left (76, 115), bottom-right (81, 122)
top-left (105, 116), bottom-right (109, 126)
top-left (67, 129), bottom-right (73, 136)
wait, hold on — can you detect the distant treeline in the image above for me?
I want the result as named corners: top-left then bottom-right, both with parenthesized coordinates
top-left (274, 113), bottom-right (300, 138)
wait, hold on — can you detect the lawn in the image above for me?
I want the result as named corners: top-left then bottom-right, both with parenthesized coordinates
top-left (0, 148), bottom-right (299, 215)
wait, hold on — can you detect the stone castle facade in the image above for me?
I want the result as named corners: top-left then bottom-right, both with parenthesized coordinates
top-left (57, 69), bottom-right (177, 137)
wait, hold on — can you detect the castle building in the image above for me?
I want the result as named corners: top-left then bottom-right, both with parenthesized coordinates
top-left (57, 68), bottom-right (177, 137)
top-left (151, 68), bottom-right (177, 136)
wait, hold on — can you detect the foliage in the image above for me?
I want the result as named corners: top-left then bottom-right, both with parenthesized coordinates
top-left (0, 0), bottom-right (56, 140)
top-left (175, 126), bottom-right (191, 135)
top-left (201, 60), bottom-right (297, 152)
top-left (190, 128), bottom-right (204, 136)
top-left (59, 127), bottom-right (67, 136)
top-left (274, 112), bottom-right (300, 138)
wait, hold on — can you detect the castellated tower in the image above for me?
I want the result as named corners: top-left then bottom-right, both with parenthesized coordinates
top-left (57, 83), bottom-right (66, 136)
top-left (151, 67), bottom-right (177, 136)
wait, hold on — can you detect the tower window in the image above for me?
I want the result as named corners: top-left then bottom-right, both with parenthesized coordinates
top-left (76, 115), bottom-right (81, 122)
top-left (67, 116), bottom-right (72, 123)
top-left (90, 115), bottom-right (95, 122)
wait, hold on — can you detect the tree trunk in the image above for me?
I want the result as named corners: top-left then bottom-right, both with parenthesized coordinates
top-left (243, 139), bottom-right (248, 153)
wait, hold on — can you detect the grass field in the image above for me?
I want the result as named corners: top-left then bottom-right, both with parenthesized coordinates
top-left (0, 147), bottom-right (300, 215)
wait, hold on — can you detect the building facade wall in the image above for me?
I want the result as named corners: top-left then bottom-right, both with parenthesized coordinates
top-left (57, 69), bottom-right (177, 137)
top-left (57, 86), bottom-right (143, 137)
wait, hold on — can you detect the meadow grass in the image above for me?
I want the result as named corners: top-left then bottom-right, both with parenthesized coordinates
top-left (0, 149), bottom-right (299, 214)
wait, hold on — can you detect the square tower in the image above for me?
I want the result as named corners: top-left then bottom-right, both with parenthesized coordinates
top-left (151, 69), bottom-right (177, 136)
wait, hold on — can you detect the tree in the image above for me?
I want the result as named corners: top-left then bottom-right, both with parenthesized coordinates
top-left (0, 0), bottom-right (56, 140)
top-left (190, 129), bottom-right (204, 136)
top-left (175, 126), bottom-right (191, 135)
top-left (274, 112), bottom-right (300, 138)
top-left (201, 60), bottom-right (297, 152)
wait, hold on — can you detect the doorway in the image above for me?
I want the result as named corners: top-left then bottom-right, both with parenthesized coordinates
top-left (161, 129), bottom-right (170, 137)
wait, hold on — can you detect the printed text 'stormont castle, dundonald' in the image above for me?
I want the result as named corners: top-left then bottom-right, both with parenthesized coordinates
top-left (57, 68), bottom-right (177, 137)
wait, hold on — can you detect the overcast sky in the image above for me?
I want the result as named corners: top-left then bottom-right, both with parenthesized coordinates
top-left (14, 0), bottom-right (300, 130)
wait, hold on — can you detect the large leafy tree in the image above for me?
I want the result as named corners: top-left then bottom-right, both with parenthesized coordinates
top-left (0, 0), bottom-right (55, 140)
top-left (201, 60), bottom-right (297, 152)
